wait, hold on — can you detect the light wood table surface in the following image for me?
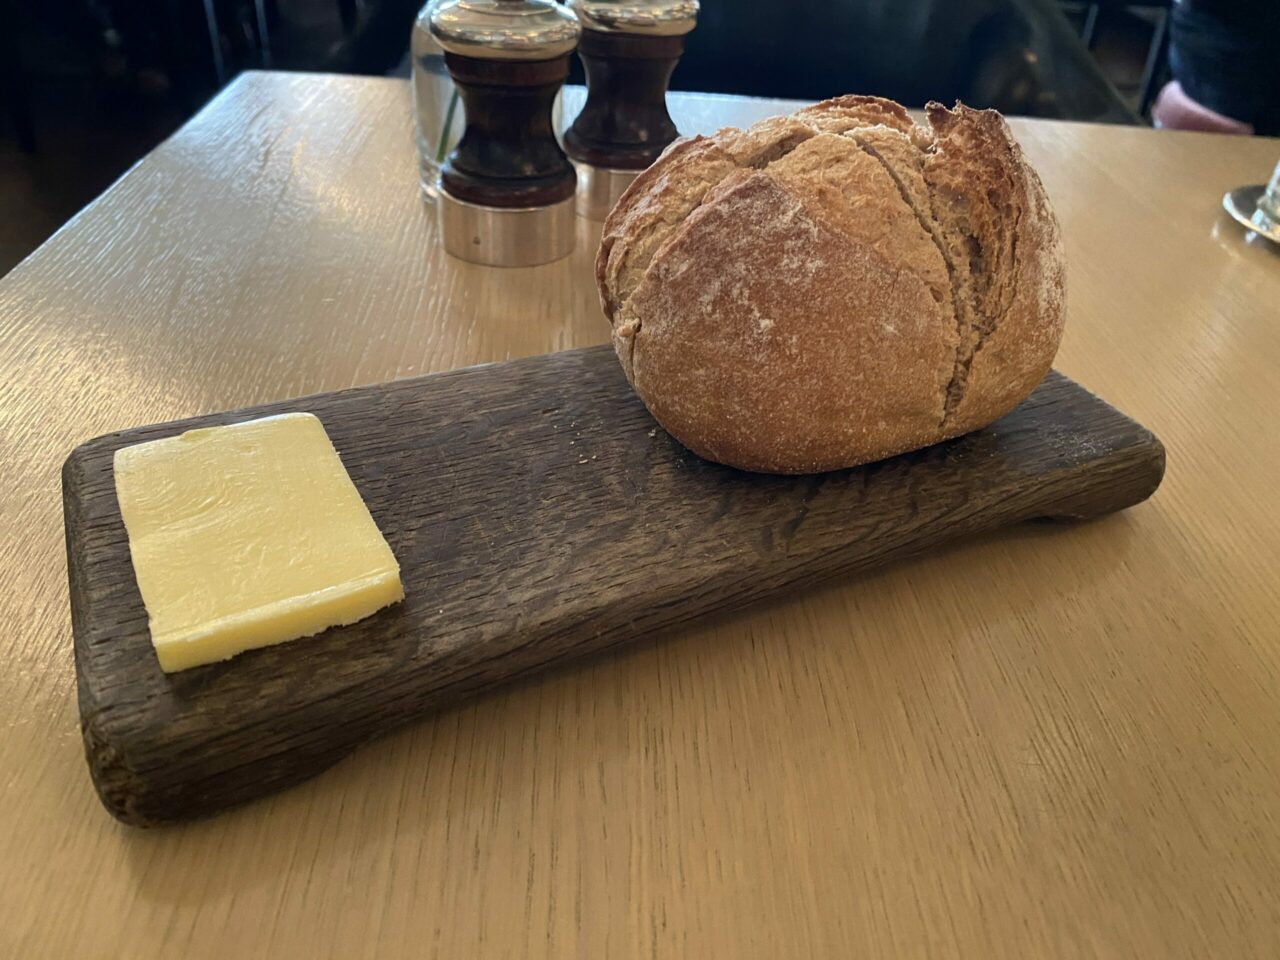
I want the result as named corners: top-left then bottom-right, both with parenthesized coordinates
top-left (3, 71), bottom-right (1279, 959)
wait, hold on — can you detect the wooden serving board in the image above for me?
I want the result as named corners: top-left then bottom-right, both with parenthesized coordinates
top-left (64, 345), bottom-right (1165, 826)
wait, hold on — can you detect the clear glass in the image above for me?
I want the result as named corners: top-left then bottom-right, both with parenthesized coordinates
top-left (411, 2), bottom-right (464, 202)
top-left (1259, 158), bottom-right (1280, 223)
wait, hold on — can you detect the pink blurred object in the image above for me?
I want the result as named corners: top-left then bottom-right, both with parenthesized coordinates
top-left (1152, 81), bottom-right (1254, 135)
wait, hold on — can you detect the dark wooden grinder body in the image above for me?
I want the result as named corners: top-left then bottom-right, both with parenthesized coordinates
top-left (441, 52), bottom-right (577, 208)
top-left (564, 29), bottom-right (687, 170)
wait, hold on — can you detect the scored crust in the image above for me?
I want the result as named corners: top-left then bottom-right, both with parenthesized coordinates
top-left (596, 96), bottom-right (1066, 474)
top-left (626, 171), bottom-right (953, 472)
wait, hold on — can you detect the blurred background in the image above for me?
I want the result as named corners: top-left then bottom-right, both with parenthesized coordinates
top-left (2, 0), bottom-right (1276, 276)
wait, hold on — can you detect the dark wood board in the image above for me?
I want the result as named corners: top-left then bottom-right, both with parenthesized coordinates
top-left (64, 345), bottom-right (1165, 826)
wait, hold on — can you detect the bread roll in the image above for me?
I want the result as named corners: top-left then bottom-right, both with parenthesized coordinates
top-left (596, 96), bottom-right (1066, 474)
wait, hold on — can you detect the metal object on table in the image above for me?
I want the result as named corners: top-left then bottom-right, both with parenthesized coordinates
top-left (574, 164), bottom-right (640, 222)
top-left (1222, 185), bottom-right (1280, 245)
top-left (431, 0), bottom-right (580, 58)
top-left (438, 193), bottom-right (577, 266)
top-left (563, 0), bottom-right (699, 220)
top-left (429, 0), bottom-right (581, 266)
top-left (569, 0), bottom-right (699, 34)
top-left (1223, 159), bottom-right (1280, 244)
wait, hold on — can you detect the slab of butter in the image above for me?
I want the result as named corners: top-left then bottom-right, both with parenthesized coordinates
top-left (113, 412), bottom-right (403, 673)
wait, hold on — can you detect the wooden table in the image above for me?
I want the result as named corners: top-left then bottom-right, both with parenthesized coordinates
top-left (3, 71), bottom-right (1279, 959)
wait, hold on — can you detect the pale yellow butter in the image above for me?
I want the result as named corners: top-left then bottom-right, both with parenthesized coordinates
top-left (113, 412), bottom-right (403, 672)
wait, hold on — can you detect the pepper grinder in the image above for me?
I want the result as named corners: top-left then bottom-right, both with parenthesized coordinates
top-left (429, 0), bottom-right (581, 267)
top-left (563, 0), bottom-right (699, 220)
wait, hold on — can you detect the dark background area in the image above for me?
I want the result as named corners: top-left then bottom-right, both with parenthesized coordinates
top-left (0, 0), bottom-right (1174, 277)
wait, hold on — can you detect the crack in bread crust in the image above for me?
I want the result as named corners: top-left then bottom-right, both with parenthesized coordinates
top-left (595, 96), bottom-right (1062, 472)
top-left (846, 137), bottom-right (952, 297)
top-left (920, 103), bottom-right (1027, 425)
top-left (598, 121), bottom-right (822, 383)
top-left (937, 215), bottom-right (984, 419)
top-left (789, 102), bottom-right (1030, 426)
top-left (598, 137), bottom-right (733, 324)
top-left (601, 102), bottom-right (1026, 416)
top-left (951, 191), bottom-right (1023, 416)
top-left (838, 118), bottom-right (992, 425)
top-left (845, 132), bottom-right (963, 413)
top-left (599, 120), bottom-right (820, 331)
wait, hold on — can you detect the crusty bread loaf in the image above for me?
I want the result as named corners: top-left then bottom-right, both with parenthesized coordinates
top-left (596, 96), bottom-right (1066, 474)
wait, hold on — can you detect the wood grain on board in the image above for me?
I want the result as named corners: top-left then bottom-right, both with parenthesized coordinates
top-left (66, 346), bottom-right (1162, 825)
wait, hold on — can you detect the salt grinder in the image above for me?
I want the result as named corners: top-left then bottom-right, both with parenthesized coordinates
top-left (429, 0), bottom-right (581, 266)
top-left (563, 0), bottom-right (699, 220)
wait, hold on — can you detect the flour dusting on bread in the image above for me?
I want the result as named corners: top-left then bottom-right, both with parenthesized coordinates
top-left (596, 95), bottom-right (1066, 474)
